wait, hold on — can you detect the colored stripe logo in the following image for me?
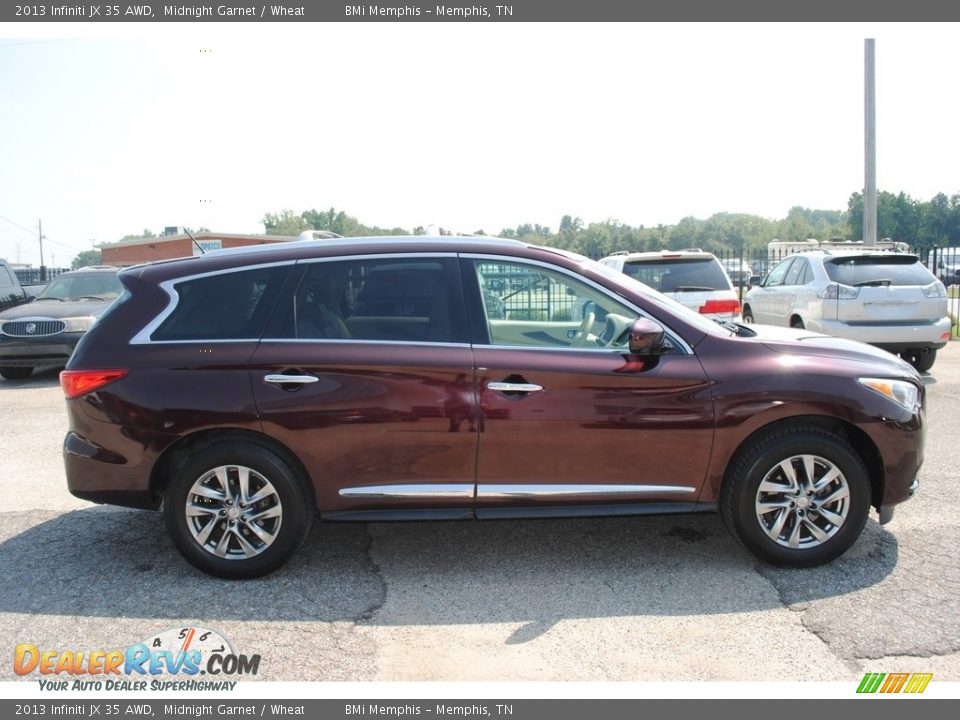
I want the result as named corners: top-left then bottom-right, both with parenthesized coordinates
top-left (857, 672), bottom-right (933, 694)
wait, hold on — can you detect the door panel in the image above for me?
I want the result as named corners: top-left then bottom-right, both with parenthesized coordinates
top-left (464, 256), bottom-right (714, 510)
top-left (251, 342), bottom-right (478, 514)
top-left (472, 348), bottom-right (715, 507)
top-left (250, 255), bottom-right (479, 515)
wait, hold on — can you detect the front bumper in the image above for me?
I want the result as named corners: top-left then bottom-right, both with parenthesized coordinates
top-left (879, 478), bottom-right (920, 524)
top-left (0, 333), bottom-right (83, 367)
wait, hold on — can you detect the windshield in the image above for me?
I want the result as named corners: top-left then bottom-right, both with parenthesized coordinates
top-left (824, 255), bottom-right (935, 287)
top-left (37, 273), bottom-right (122, 300)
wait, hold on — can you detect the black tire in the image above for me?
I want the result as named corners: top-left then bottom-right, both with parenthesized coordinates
top-left (741, 306), bottom-right (754, 323)
top-left (163, 441), bottom-right (314, 579)
top-left (0, 367), bottom-right (33, 380)
top-left (720, 425), bottom-right (870, 567)
top-left (903, 348), bottom-right (936, 373)
top-left (790, 317), bottom-right (805, 330)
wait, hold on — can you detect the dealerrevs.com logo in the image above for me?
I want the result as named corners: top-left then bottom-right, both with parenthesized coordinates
top-left (14, 627), bottom-right (260, 691)
top-left (857, 672), bottom-right (933, 694)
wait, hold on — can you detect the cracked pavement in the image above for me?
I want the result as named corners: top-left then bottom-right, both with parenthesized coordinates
top-left (1, 345), bottom-right (959, 684)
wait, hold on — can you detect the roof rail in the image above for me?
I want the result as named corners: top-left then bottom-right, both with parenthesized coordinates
top-left (298, 230), bottom-right (344, 241)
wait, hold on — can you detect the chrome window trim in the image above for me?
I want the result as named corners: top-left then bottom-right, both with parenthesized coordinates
top-left (339, 484), bottom-right (475, 500)
top-left (477, 484), bottom-right (696, 499)
top-left (294, 251), bottom-right (458, 265)
top-left (462, 253), bottom-right (694, 355)
top-left (133, 253), bottom-right (463, 345)
top-left (131, 260), bottom-right (297, 345)
top-left (259, 339), bottom-right (473, 349)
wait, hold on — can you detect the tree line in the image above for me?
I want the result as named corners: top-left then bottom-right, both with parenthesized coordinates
top-left (262, 191), bottom-right (960, 260)
top-left (85, 189), bottom-right (960, 269)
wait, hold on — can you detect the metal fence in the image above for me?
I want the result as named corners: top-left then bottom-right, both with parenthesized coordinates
top-left (575, 245), bottom-right (959, 341)
top-left (13, 267), bottom-right (68, 286)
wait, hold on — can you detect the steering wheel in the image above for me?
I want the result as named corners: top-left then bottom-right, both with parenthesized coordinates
top-left (572, 311), bottom-right (596, 347)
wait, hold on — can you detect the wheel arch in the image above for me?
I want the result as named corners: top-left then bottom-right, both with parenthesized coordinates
top-left (721, 415), bottom-right (885, 511)
top-left (149, 428), bottom-right (316, 510)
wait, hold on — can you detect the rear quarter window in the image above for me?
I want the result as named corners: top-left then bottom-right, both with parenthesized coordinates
top-left (152, 265), bottom-right (290, 341)
top-left (825, 256), bottom-right (935, 287)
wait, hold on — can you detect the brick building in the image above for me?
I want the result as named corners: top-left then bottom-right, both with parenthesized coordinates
top-left (100, 231), bottom-right (297, 267)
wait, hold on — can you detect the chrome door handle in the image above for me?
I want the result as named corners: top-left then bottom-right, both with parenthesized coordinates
top-left (264, 374), bottom-right (319, 385)
top-left (488, 381), bottom-right (543, 393)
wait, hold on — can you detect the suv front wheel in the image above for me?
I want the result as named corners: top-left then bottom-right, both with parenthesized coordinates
top-left (721, 426), bottom-right (870, 567)
top-left (163, 441), bottom-right (314, 579)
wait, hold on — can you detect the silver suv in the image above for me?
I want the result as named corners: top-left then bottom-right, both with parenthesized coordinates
top-left (743, 251), bottom-right (950, 371)
top-left (599, 250), bottom-right (741, 321)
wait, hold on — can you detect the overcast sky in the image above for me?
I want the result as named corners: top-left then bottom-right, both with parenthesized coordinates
top-left (1, 22), bottom-right (958, 266)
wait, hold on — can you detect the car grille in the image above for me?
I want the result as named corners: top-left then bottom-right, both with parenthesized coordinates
top-left (0, 319), bottom-right (66, 337)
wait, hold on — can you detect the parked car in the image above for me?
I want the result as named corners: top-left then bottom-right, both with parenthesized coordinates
top-left (599, 250), bottom-right (741, 321)
top-left (0, 266), bottom-right (121, 380)
top-left (0, 259), bottom-right (30, 313)
top-left (720, 257), bottom-right (754, 288)
top-left (62, 237), bottom-right (923, 578)
top-left (742, 251), bottom-right (950, 372)
top-left (927, 248), bottom-right (960, 286)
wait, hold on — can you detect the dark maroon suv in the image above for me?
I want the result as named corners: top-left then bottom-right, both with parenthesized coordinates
top-left (61, 237), bottom-right (924, 578)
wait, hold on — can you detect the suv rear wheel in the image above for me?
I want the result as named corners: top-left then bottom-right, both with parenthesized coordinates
top-left (721, 426), bottom-right (870, 567)
top-left (902, 348), bottom-right (936, 373)
top-left (163, 441), bottom-right (314, 579)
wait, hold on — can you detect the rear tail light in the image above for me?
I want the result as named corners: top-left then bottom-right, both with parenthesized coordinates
top-left (922, 281), bottom-right (947, 298)
top-left (817, 283), bottom-right (859, 299)
top-left (60, 369), bottom-right (128, 399)
top-left (699, 299), bottom-right (741, 315)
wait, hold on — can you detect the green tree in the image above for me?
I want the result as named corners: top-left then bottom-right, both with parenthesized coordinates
top-left (847, 191), bottom-right (921, 243)
top-left (119, 229), bottom-right (156, 242)
top-left (71, 249), bottom-right (102, 268)
top-left (262, 210), bottom-right (310, 236)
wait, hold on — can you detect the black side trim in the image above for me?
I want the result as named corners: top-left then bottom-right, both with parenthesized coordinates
top-left (69, 489), bottom-right (159, 511)
top-left (321, 509), bottom-right (474, 522)
top-left (321, 503), bottom-right (718, 522)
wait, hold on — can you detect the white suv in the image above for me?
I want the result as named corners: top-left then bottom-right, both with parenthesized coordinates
top-left (743, 250), bottom-right (951, 371)
top-left (599, 250), bottom-right (741, 321)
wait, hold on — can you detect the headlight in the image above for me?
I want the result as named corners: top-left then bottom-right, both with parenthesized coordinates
top-left (61, 316), bottom-right (96, 332)
top-left (858, 378), bottom-right (920, 412)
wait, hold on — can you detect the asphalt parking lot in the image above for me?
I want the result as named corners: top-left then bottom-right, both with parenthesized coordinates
top-left (1, 345), bottom-right (958, 684)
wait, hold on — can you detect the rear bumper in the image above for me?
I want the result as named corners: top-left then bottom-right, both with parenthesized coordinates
top-left (64, 430), bottom-right (165, 510)
top-left (811, 317), bottom-right (951, 348)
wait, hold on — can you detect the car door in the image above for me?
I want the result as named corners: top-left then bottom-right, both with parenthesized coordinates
top-left (752, 257), bottom-right (794, 325)
top-left (249, 254), bottom-right (479, 519)
top-left (463, 256), bottom-right (715, 517)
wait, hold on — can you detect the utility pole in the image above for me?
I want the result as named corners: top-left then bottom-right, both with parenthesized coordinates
top-left (864, 38), bottom-right (877, 247)
top-left (38, 219), bottom-right (46, 281)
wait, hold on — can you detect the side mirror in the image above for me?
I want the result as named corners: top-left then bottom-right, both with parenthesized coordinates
top-left (748, 275), bottom-right (762, 288)
top-left (628, 317), bottom-right (665, 356)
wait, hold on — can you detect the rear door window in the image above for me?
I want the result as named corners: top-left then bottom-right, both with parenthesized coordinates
top-left (271, 257), bottom-right (467, 344)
